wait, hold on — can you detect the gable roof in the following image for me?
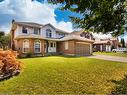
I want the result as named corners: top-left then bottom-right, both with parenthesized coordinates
top-left (43, 23), bottom-right (56, 29)
top-left (70, 31), bottom-right (83, 35)
top-left (43, 23), bottom-right (69, 34)
top-left (94, 40), bottom-right (111, 44)
top-left (70, 30), bottom-right (93, 35)
top-left (14, 21), bottom-right (69, 34)
top-left (60, 35), bottom-right (94, 43)
top-left (56, 28), bottom-right (69, 34)
top-left (15, 34), bottom-right (94, 43)
top-left (14, 22), bottom-right (43, 28)
top-left (15, 35), bottom-right (44, 39)
top-left (109, 38), bottom-right (118, 41)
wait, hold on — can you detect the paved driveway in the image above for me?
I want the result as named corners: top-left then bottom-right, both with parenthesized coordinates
top-left (87, 54), bottom-right (127, 63)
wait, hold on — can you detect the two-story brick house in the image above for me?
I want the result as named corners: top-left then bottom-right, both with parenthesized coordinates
top-left (10, 21), bottom-right (94, 57)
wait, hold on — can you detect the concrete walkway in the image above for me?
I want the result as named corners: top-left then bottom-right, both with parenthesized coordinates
top-left (87, 54), bottom-right (127, 63)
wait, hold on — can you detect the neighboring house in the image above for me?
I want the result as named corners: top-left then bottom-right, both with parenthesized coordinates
top-left (93, 38), bottom-right (119, 52)
top-left (102, 38), bottom-right (119, 49)
top-left (93, 40), bottom-right (111, 52)
top-left (10, 21), bottom-right (94, 57)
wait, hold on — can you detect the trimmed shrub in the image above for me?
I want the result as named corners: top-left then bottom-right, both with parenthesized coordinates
top-left (123, 51), bottom-right (127, 53)
top-left (26, 52), bottom-right (32, 58)
top-left (0, 50), bottom-right (22, 80)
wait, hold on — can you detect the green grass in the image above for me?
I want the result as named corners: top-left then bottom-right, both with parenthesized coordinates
top-left (94, 52), bottom-right (127, 57)
top-left (0, 56), bottom-right (127, 94)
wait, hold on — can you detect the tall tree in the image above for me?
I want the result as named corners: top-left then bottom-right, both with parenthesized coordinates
top-left (0, 31), bottom-right (4, 37)
top-left (123, 38), bottom-right (125, 47)
top-left (48, 0), bottom-right (126, 36)
top-left (0, 32), bottom-right (10, 50)
top-left (121, 38), bottom-right (125, 47)
top-left (0, 31), bottom-right (5, 48)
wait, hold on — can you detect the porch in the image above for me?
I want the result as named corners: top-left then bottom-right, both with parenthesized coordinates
top-left (44, 40), bottom-right (59, 54)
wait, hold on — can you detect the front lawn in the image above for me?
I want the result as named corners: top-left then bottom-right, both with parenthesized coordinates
top-left (94, 52), bottom-right (127, 57)
top-left (0, 56), bottom-right (127, 94)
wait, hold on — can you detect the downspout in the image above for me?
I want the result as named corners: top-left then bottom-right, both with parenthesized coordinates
top-left (46, 41), bottom-right (48, 53)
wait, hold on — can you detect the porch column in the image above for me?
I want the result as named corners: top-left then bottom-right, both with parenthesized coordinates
top-left (100, 45), bottom-right (102, 52)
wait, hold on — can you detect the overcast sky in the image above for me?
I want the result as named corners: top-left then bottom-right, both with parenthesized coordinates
top-left (0, 0), bottom-right (127, 40)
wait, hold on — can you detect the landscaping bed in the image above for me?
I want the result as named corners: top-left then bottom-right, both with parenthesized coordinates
top-left (0, 50), bottom-right (22, 81)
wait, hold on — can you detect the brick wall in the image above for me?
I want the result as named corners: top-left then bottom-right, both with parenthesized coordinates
top-left (15, 38), bottom-right (45, 56)
top-left (57, 40), bottom-right (76, 55)
top-left (64, 40), bottom-right (75, 55)
top-left (57, 40), bottom-right (93, 56)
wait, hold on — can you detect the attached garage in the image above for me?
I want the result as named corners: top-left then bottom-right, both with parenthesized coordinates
top-left (76, 43), bottom-right (91, 56)
top-left (57, 35), bottom-right (94, 56)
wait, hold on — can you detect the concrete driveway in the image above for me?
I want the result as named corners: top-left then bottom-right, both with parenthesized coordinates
top-left (87, 54), bottom-right (127, 63)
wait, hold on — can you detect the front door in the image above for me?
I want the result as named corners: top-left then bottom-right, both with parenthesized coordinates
top-left (48, 41), bottom-right (56, 53)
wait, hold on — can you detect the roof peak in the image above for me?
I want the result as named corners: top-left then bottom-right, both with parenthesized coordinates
top-left (13, 21), bottom-right (69, 33)
top-left (15, 21), bottom-right (44, 26)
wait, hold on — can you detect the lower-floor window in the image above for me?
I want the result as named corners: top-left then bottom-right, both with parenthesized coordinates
top-left (23, 39), bottom-right (29, 53)
top-left (34, 40), bottom-right (41, 53)
top-left (65, 41), bottom-right (68, 50)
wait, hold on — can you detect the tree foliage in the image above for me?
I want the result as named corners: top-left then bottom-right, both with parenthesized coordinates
top-left (0, 31), bottom-right (4, 37)
top-left (0, 32), bottom-right (10, 50)
top-left (48, 0), bottom-right (127, 36)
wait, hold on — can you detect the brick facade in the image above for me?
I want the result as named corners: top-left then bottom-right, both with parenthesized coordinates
top-left (15, 38), bottom-right (45, 57)
top-left (57, 40), bottom-right (76, 55)
top-left (57, 40), bottom-right (93, 56)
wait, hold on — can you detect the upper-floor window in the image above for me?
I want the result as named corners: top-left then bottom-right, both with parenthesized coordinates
top-left (59, 33), bottom-right (65, 38)
top-left (34, 28), bottom-right (40, 35)
top-left (22, 26), bottom-right (27, 34)
top-left (46, 29), bottom-right (52, 38)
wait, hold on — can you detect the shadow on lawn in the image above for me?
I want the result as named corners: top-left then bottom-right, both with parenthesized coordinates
top-left (59, 54), bottom-right (94, 58)
top-left (111, 75), bottom-right (127, 95)
top-left (18, 55), bottom-right (84, 59)
top-left (0, 72), bottom-right (20, 82)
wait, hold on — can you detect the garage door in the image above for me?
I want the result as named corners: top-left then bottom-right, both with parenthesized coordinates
top-left (76, 43), bottom-right (90, 56)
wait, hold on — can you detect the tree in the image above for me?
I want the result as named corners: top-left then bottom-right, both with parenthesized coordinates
top-left (0, 31), bottom-right (5, 48)
top-left (48, 0), bottom-right (126, 36)
top-left (121, 38), bottom-right (125, 47)
top-left (0, 32), bottom-right (10, 50)
top-left (0, 31), bottom-right (4, 37)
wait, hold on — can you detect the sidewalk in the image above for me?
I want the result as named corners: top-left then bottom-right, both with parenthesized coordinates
top-left (87, 54), bottom-right (127, 63)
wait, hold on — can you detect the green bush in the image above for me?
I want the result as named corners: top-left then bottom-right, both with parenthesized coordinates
top-left (123, 51), bottom-right (127, 53)
top-left (26, 52), bottom-right (32, 58)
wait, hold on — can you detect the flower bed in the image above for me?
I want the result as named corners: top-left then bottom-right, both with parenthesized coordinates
top-left (0, 50), bottom-right (22, 81)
